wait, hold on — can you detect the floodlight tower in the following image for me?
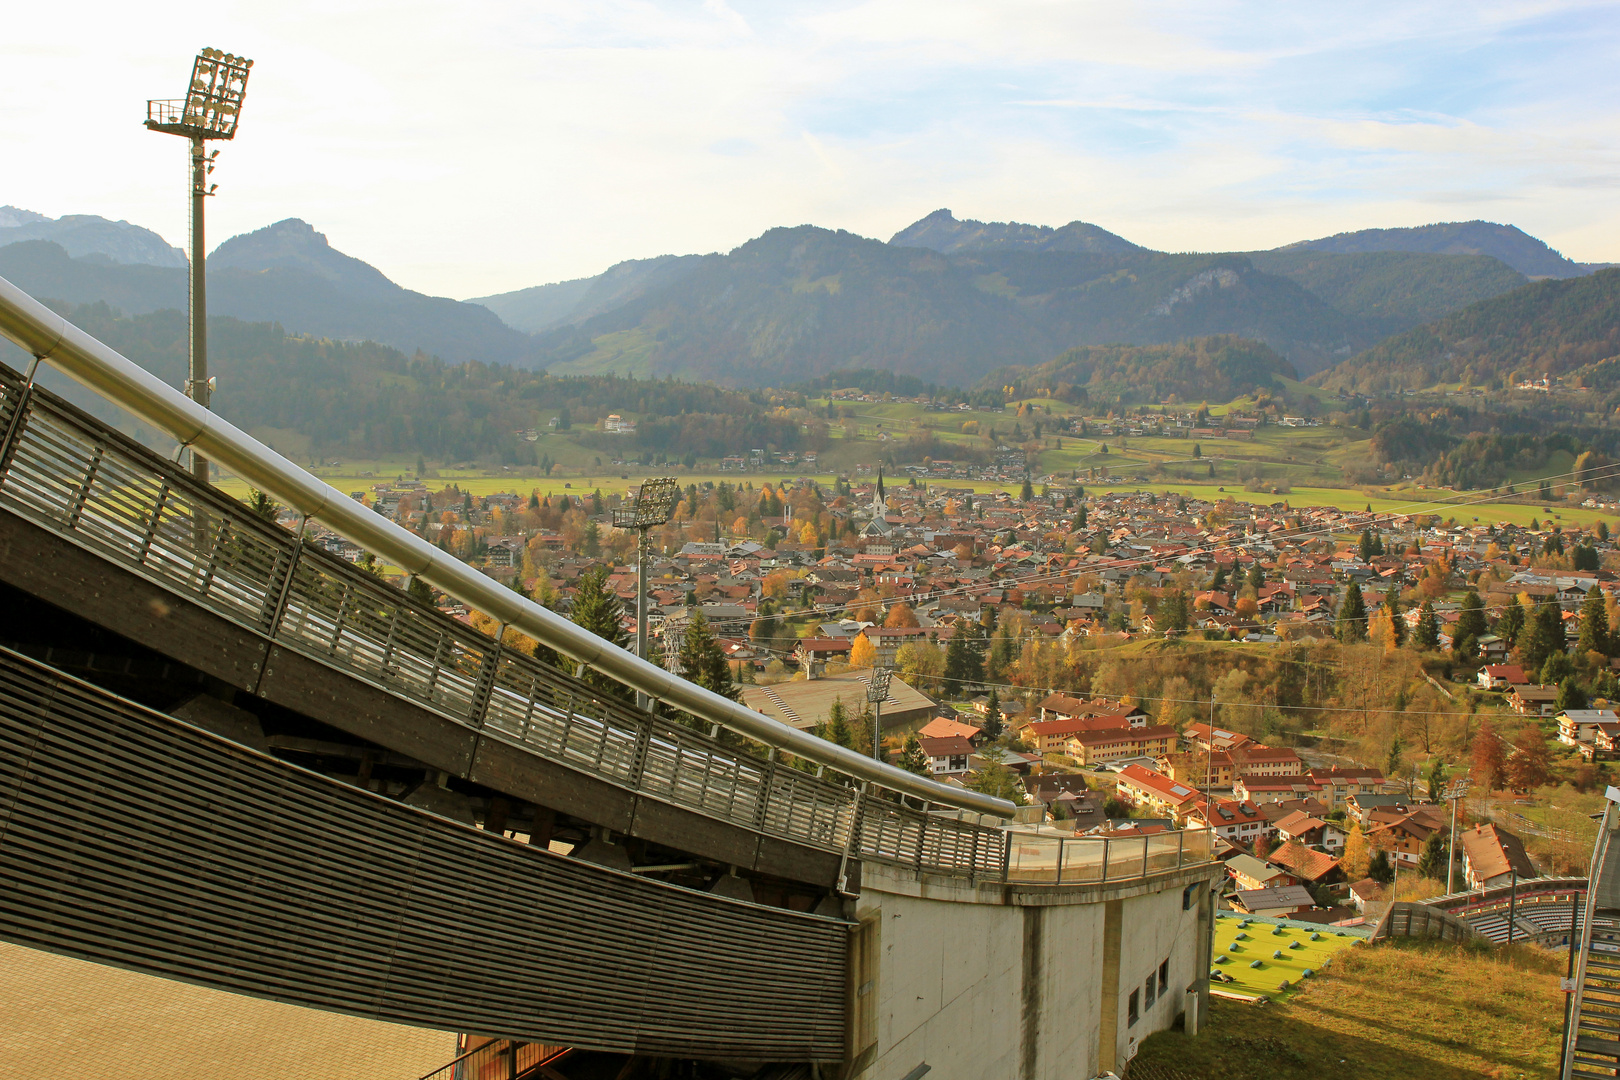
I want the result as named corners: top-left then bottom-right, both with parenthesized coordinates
top-left (614, 477), bottom-right (679, 710)
top-left (866, 666), bottom-right (894, 762)
top-left (145, 48), bottom-right (253, 484)
top-left (1444, 776), bottom-right (1471, 893)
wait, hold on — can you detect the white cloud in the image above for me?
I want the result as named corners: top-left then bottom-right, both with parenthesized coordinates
top-left (1, 0), bottom-right (1616, 299)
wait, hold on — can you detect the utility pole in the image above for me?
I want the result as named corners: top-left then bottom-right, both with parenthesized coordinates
top-left (145, 49), bottom-right (253, 485)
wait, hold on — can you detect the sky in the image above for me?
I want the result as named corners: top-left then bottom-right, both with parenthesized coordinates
top-left (4, 0), bottom-right (1619, 299)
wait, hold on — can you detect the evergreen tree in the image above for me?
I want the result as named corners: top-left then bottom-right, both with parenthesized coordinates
top-left (1358, 528), bottom-right (1376, 562)
top-left (899, 734), bottom-right (929, 776)
top-left (1248, 562), bottom-right (1265, 590)
top-left (823, 698), bottom-right (853, 749)
top-left (1496, 594), bottom-right (1526, 646)
top-left (1368, 847), bottom-right (1394, 885)
top-left (1021, 475), bottom-right (1034, 502)
top-left (982, 689), bottom-right (1004, 740)
top-left (1160, 588), bottom-right (1190, 634)
top-left (407, 575), bottom-right (434, 606)
top-left (675, 612), bottom-right (739, 707)
top-left (1210, 567), bottom-right (1228, 592)
top-left (1457, 590), bottom-right (1488, 644)
top-left (1384, 733), bottom-right (1405, 784)
top-left (964, 746), bottom-right (1025, 804)
top-left (1414, 601), bottom-right (1441, 651)
top-left (1337, 581), bottom-right (1368, 644)
top-left (582, 520), bottom-right (602, 558)
top-left (570, 565), bottom-right (631, 700)
top-left (1556, 676), bottom-right (1589, 714)
top-left (1426, 757), bottom-right (1446, 803)
top-left (1077, 503), bottom-right (1088, 529)
top-left (1580, 588), bottom-right (1611, 656)
top-left (987, 625), bottom-right (1018, 683)
top-left (1521, 599), bottom-right (1564, 672)
top-left (1417, 830), bottom-right (1449, 880)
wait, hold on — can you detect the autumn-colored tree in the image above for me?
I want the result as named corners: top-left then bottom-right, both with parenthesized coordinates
top-left (849, 632), bottom-right (877, 669)
top-left (1341, 822), bottom-right (1370, 881)
top-left (885, 603), bottom-right (920, 628)
top-left (1234, 596), bottom-right (1259, 620)
top-left (1471, 720), bottom-right (1507, 792)
top-left (1505, 723), bottom-right (1552, 791)
top-left (799, 521), bottom-right (818, 546)
top-left (762, 571), bottom-right (790, 600)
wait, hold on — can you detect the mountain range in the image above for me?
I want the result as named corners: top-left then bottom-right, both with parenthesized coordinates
top-left (0, 204), bottom-right (1608, 389)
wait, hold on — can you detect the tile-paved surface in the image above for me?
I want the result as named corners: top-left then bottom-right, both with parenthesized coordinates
top-left (0, 940), bottom-right (457, 1078)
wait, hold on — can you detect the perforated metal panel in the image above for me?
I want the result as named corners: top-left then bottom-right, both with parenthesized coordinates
top-left (0, 649), bottom-right (848, 1062)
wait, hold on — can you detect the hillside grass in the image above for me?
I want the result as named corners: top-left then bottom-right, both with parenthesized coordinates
top-left (1135, 938), bottom-right (1566, 1080)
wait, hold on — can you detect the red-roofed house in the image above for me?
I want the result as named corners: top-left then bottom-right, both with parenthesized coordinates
top-left (1066, 724), bottom-right (1179, 766)
top-left (1116, 764), bottom-right (1203, 821)
top-left (919, 735), bottom-right (975, 776)
top-left (1478, 664), bottom-right (1527, 691)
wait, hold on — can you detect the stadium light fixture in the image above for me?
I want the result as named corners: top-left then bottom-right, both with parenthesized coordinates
top-left (145, 48), bottom-right (253, 484)
top-left (866, 666), bottom-right (894, 762)
top-left (615, 478), bottom-right (680, 710)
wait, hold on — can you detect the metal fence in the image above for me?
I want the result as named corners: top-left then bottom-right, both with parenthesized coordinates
top-left (0, 360), bottom-right (1214, 886)
top-left (418, 1037), bottom-right (570, 1080)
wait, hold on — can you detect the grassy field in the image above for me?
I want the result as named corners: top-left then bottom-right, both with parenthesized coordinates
top-left (1135, 938), bottom-right (1566, 1080)
top-left (1210, 914), bottom-right (1363, 1000)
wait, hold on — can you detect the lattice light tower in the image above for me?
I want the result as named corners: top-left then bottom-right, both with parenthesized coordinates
top-left (866, 666), bottom-right (894, 762)
top-left (1444, 776), bottom-right (1471, 893)
top-left (614, 477), bottom-right (679, 710)
top-left (145, 48), bottom-right (253, 484)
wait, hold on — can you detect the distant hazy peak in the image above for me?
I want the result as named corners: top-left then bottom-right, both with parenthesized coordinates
top-left (888, 208), bottom-right (1146, 255)
top-left (1280, 220), bottom-right (1589, 280)
top-left (0, 206), bottom-right (50, 229)
top-left (209, 218), bottom-right (403, 300)
top-left (0, 207), bottom-right (186, 268)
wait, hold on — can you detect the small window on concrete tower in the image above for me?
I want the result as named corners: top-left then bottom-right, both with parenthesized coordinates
top-left (1144, 974), bottom-right (1156, 1009)
top-left (1159, 960), bottom-right (1169, 996)
top-left (1128, 989), bottom-right (1139, 1026)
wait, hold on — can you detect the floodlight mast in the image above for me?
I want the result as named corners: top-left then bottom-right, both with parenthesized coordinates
top-left (614, 477), bottom-right (679, 711)
top-left (1444, 776), bottom-right (1471, 894)
top-left (866, 666), bottom-right (893, 762)
top-left (145, 48), bottom-right (252, 485)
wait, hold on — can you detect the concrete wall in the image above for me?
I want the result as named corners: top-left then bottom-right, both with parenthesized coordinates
top-left (850, 861), bottom-right (1220, 1080)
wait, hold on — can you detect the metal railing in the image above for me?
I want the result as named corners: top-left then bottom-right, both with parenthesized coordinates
top-left (419, 1038), bottom-right (570, 1080)
top-left (0, 273), bottom-right (1011, 817)
top-left (0, 358), bottom-right (1219, 887)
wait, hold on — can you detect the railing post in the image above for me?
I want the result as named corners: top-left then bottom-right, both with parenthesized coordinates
top-left (1141, 835), bottom-right (1150, 879)
top-left (65, 442), bottom-right (104, 530)
top-left (1002, 829), bottom-right (1013, 883)
top-left (261, 514), bottom-right (307, 635)
top-left (0, 357), bottom-right (39, 481)
top-left (467, 631), bottom-right (506, 732)
top-left (1178, 829), bottom-right (1186, 869)
top-left (1101, 837), bottom-right (1110, 882)
top-left (626, 717), bottom-right (653, 788)
top-left (1055, 837), bottom-right (1065, 884)
top-left (836, 782), bottom-right (869, 896)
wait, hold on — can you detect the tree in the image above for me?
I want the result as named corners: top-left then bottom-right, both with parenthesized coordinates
top-left (1384, 733), bottom-right (1405, 784)
top-left (899, 734), bottom-right (929, 776)
top-left (1342, 822), bottom-right (1370, 881)
top-left (674, 611), bottom-right (739, 707)
top-left (1160, 589), bottom-right (1189, 634)
top-left (1505, 723), bottom-right (1553, 791)
top-left (1425, 757), bottom-right (1446, 803)
top-left (244, 488), bottom-right (278, 521)
top-left (1248, 562), bottom-right (1265, 590)
top-left (1414, 601), bottom-right (1441, 651)
top-left (1368, 847), bottom-right (1394, 885)
top-left (964, 746), bottom-right (1025, 804)
top-left (1337, 581), bottom-right (1368, 644)
top-left (1254, 834), bottom-right (1273, 859)
top-left (1521, 598), bottom-right (1565, 673)
top-left (1556, 676), bottom-right (1589, 714)
top-left (1580, 588), bottom-right (1611, 656)
top-left (1021, 475), bottom-right (1035, 502)
top-left (1417, 830), bottom-right (1449, 880)
top-left (944, 624), bottom-right (985, 687)
top-left (884, 603), bottom-right (919, 628)
top-left (1471, 720), bottom-right (1506, 791)
top-left (849, 632), bottom-right (876, 669)
top-left (1457, 590), bottom-right (1488, 644)
top-left (982, 689), bottom-right (1004, 740)
top-left (820, 698), bottom-right (854, 748)
top-left (570, 565), bottom-right (630, 700)
top-left (1496, 595), bottom-right (1526, 646)
top-left (987, 625), bottom-right (1018, 682)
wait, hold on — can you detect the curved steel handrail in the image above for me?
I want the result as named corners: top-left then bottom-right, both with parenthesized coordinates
top-left (0, 274), bottom-right (1014, 816)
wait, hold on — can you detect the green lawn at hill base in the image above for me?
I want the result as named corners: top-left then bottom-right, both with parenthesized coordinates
top-left (1135, 937), bottom-right (1565, 1080)
top-left (1209, 914), bottom-right (1360, 1000)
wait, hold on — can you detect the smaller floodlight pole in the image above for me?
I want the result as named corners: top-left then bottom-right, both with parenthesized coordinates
top-left (145, 48), bottom-right (253, 485)
top-left (614, 477), bottom-right (679, 712)
top-left (1444, 776), bottom-right (1470, 894)
top-left (867, 666), bottom-right (893, 763)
